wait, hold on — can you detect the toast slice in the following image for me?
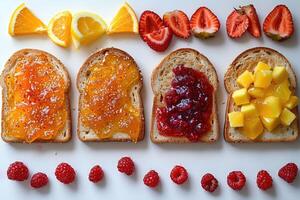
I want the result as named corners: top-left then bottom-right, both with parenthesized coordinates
top-left (77, 48), bottom-right (144, 142)
top-left (1, 49), bottom-right (71, 143)
top-left (224, 47), bottom-right (299, 143)
top-left (150, 48), bottom-right (219, 143)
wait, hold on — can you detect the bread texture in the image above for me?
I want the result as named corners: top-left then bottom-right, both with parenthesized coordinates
top-left (150, 48), bottom-right (219, 143)
top-left (77, 48), bottom-right (144, 142)
top-left (224, 47), bottom-right (298, 143)
top-left (1, 49), bottom-right (72, 143)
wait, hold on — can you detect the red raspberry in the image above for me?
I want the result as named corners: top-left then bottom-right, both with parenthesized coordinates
top-left (30, 172), bottom-right (48, 188)
top-left (170, 165), bottom-right (188, 185)
top-left (257, 170), bottom-right (273, 190)
top-left (227, 171), bottom-right (246, 190)
top-left (143, 170), bottom-right (160, 188)
top-left (7, 161), bottom-right (29, 181)
top-left (201, 173), bottom-right (218, 193)
top-left (89, 165), bottom-right (104, 183)
top-left (117, 157), bottom-right (135, 176)
top-left (55, 162), bottom-right (76, 184)
top-left (278, 163), bottom-right (298, 183)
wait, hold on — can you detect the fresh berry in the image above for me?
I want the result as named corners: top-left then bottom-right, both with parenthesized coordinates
top-left (170, 165), bottom-right (188, 185)
top-left (163, 10), bottom-right (190, 39)
top-left (117, 157), bottom-right (135, 175)
top-left (242, 4), bottom-right (261, 37)
top-left (226, 9), bottom-right (249, 38)
top-left (143, 170), bottom-right (160, 188)
top-left (89, 165), bottom-right (104, 183)
top-left (263, 5), bottom-right (294, 41)
top-left (30, 172), bottom-right (48, 188)
top-left (190, 7), bottom-right (220, 39)
top-left (278, 163), bottom-right (298, 183)
top-left (227, 171), bottom-right (246, 190)
top-left (201, 173), bottom-right (218, 193)
top-left (7, 161), bottom-right (29, 181)
top-left (257, 170), bottom-right (273, 190)
top-left (55, 162), bottom-right (76, 184)
top-left (139, 10), bottom-right (164, 41)
top-left (144, 26), bottom-right (173, 52)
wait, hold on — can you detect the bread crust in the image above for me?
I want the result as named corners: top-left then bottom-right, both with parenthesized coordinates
top-left (77, 47), bottom-right (144, 142)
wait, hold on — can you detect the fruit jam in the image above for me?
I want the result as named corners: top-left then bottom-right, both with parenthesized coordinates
top-left (156, 65), bottom-right (214, 142)
top-left (80, 51), bottom-right (142, 142)
top-left (4, 53), bottom-right (67, 143)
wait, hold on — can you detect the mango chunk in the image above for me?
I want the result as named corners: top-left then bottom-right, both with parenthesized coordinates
top-left (232, 88), bottom-right (250, 106)
top-left (241, 103), bottom-right (258, 118)
top-left (261, 117), bottom-right (280, 132)
top-left (272, 66), bottom-right (288, 83)
top-left (285, 96), bottom-right (299, 109)
top-left (273, 81), bottom-right (291, 105)
top-left (241, 116), bottom-right (264, 140)
top-left (260, 96), bottom-right (282, 118)
top-left (254, 69), bottom-right (272, 88)
top-left (280, 108), bottom-right (296, 126)
top-left (237, 70), bottom-right (254, 88)
top-left (228, 112), bottom-right (244, 127)
top-left (248, 87), bottom-right (264, 98)
top-left (255, 62), bottom-right (271, 73)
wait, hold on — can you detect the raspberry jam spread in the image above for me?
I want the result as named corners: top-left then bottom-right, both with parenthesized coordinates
top-left (80, 50), bottom-right (142, 142)
top-left (4, 53), bottom-right (67, 143)
top-left (156, 65), bottom-right (214, 142)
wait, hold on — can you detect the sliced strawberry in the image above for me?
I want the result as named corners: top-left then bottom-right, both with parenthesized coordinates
top-left (263, 5), bottom-right (294, 41)
top-left (144, 26), bottom-right (173, 52)
top-left (163, 10), bottom-right (190, 39)
top-left (190, 7), bottom-right (220, 39)
top-left (226, 9), bottom-right (249, 38)
top-left (139, 10), bottom-right (164, 41)
top-left (242, 4), bottom-right (261, 38)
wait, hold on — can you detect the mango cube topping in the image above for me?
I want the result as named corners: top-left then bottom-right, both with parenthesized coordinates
top-left (273, 81), bottom-right (291, 105)
top-left (255, 62), bottom-right (271, 73)
top-left (242, 116), bottom-right (264, 140)
top-left (280, 108), bottom-right (296, 126)
top-left (232, 88), bottom-right (250, 106)
top-left (228, 111), bottom-right (244, 127)
top-left (261, 116), bottom-right (280, 132)
top-left (285, 96), bottom-right (298, 110)
top-left (254, 69), bottom-right (272, 88)
top-left (237, 70), bottom-right (254, 88)
top-left (272, 66), bottom-right (288, 83)
top-left (241, 103), bottom-right (258, 118)
top-left (248, 87), bottom-right (264, 98)
top-left (260, 96), bottom-right (282, 118)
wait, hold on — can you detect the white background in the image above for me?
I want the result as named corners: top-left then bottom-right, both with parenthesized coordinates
top-left (0, 0), bottom-right (299, 199)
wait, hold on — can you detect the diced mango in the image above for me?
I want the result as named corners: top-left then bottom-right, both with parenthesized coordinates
top-left (255, 62), bottom-right (271, 73)
top-left (251, 98), bottom-right (264, 115)
top-left (228, 112), bottom-right (244, 127)
top-left (260, 96), bottom-right (282, 118)
top-left (254, 69), bottom-right (272, 88)
top-left (248, 87), bottom-right (264, 98)
top-left (241, 103), bottom-right (258, 118)
top-left (272, 66), bottom-right (288, 83)
top-left (232, 88), bottom-right (250, 106)
top-left (273, 81), bottom-right (291, 105)
top-left (241, 116), bottom-right (264, 140)
top-left (280, 108), bottom-right (296, 126)
top-left (237, 70), bottom-right (254, 88)
top-left (261, 117), bottom-right (280, 132)
top-left (285, 96), bottom-right (299, 109)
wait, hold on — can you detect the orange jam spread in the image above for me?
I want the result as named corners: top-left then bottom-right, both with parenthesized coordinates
top-left (80, 51), bottom-right (142, 142)
top-left (4, 53), bottom-right (67, 143)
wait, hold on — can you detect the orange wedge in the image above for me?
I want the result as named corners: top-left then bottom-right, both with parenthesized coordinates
top-left (9, 3), bottom-right (47, 36)
top-left (48, 11), bottom-right (72, 47)
top-left (107, 2), bottom-right (138, 34)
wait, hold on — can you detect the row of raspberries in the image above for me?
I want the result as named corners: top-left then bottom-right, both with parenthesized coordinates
top-left (7, 157), bottom-right (298, 191)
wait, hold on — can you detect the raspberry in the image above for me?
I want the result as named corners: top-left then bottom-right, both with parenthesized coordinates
top-left (257, 170), bottom-right (273, 190)
top-left (170, 165), bottom-right (188, 185)
top-left (201, 173), bottom-right (218, 193)
top-left (143, 170), bottom-right (160, 188)
top-left (89, 165), bottom-right (104, 183)
top-left (227, 171), bottom-right (246, 190)
top-left (55, 162), bottom-right (76, 184)
top-left (117, 157), bottom-right (135, 175)
top-left (278, 163), bottom-right (298, 183)
top-left (30, 172), bottom-right (48, 188)
top-left (7, 161), bottom-right (29, 181)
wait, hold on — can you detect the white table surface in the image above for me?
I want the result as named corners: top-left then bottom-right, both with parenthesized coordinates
top-left (0, 0), bottom-right (299, 199)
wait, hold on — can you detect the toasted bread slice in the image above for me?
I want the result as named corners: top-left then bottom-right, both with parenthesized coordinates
top-left (150, 48), bottom-right (219, 143)
top-left (77, 48), bottom-right (144, 142)
top-left (1, 49), bottom-right (71, 143)
top-left (224, 47), bottom-right (299, 143)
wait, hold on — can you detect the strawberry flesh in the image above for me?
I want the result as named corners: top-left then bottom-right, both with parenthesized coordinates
top-left (139, 10), bottom-right (164, 41)
top-left (242, 4), bottom-right (261, 38)
top-left (144, 26), bottom-right (173, 52)
top-left (163, 10), bottom-right (190, 39)
top-left (226, 9), bottom-right (249, 38)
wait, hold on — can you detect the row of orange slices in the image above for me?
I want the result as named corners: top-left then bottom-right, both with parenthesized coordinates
top-left (9, 3), bottom-right (138, 48)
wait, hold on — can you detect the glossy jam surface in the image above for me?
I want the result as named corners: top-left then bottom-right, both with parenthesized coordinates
top-left (80, 51), bottom-right (142, 142)
top-left (4, 53), bottom-right (67, 143)
top-left (156, 66), bottom-right (214, 142)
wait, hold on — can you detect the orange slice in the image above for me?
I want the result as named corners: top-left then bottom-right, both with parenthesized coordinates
top-left (48, 11), bottom-right (72, 47)
top-left (9, 3), bottom-right (47, 36)
top-left (107, 2), bottom-right (138, 34)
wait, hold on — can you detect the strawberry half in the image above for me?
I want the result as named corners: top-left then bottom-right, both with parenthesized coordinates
top-left (242, 4), bottom-right (261, 38)
top-left (144, 26), bottom-right (173, 52)
top-left (190, 7), bottom-right (220, 39)
top-left (163, 10), bottom-right (190, 39)
top-left (263, 5), bottom-right (294, 41)
top-left (226, 9), bottom-right (249, 38)
top-left (139, 10), bottom-right (164, 41)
